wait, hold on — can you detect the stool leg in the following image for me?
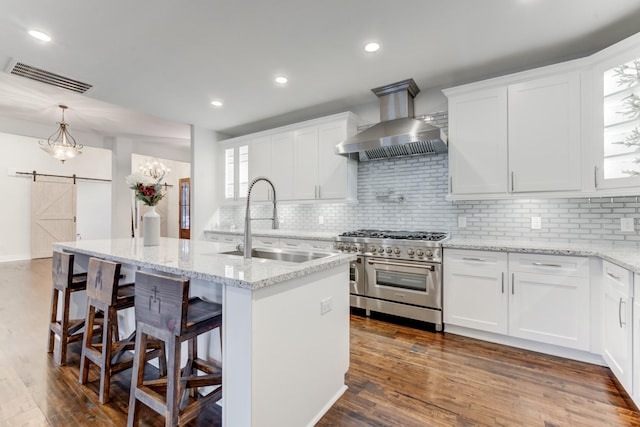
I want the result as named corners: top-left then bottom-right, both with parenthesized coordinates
top-left (79, 304), bottom-right (96, 385)
top-left (166, 336), bottom-right (181, 427)
top-left (47, 287), bottom-right (59, 355)
top-left (127, 327), bottom-right (148, 427)
top-left (98, 307), bottom-right (116, 404)
top-left (58, 288), bottom-right (72, 366)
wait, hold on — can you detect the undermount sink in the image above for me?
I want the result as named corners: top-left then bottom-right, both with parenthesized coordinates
top-left (220, 247), bottom-right (335, 263)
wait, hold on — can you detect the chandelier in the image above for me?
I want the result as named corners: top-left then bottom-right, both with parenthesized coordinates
top-left (39, 105), bottom-right (83, 163)
top-left (139, 158), bottom-right (171, 180)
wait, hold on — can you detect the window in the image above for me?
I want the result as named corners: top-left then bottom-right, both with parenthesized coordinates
top-left (224, 144), bottom-right (249, 200)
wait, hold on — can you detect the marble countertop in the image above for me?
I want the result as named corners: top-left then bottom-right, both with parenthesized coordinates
top-left (444, 238), bottom-right (640, 274)
top-left (54, 237), bottom-right (354, 291)
top-left (204, 229), bottom-right (338, 241)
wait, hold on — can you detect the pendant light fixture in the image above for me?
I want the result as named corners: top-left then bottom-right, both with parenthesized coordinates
top-left (39, 105), bottom-right (83, 163)
top-left (139, 158), bottom-right (171, 180)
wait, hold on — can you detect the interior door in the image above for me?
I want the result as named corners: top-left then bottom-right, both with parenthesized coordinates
top-left (179, 178), bottom-right (190, 239)
top-left (31, 176), bottom-right (76, 259)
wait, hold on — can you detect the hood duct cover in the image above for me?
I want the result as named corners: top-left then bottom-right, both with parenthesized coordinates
top-left (335, 78), bottom-right (447, 161)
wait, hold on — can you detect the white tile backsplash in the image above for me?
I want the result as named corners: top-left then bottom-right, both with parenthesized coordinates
top-left (219, 154), bottom-right (640, 244)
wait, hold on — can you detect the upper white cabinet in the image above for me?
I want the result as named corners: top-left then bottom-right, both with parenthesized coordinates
top-left (222, 112), bottom-right (360, 203)
top-left (590, 34), bottom-right (640, 190)
top-left (444, 66), bottom-right (582, 198)
top-left (447, 87), bottom-right (508, 194)
top-left (508, 72), bottom-right (581, 192)
top-left (224, 144), bottom-right (249, 201)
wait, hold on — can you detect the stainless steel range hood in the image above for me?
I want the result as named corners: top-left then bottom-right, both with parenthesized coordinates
top-left (335, 78), bottom-right (447, 161)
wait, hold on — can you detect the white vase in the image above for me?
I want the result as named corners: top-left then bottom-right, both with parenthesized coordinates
top-left (143, 205), bottom-right (161, 246)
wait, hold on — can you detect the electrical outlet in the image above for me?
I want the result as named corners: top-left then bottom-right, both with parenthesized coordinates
top-left (278, 215), bottom-right (284, 224)
top-left (320, 297), bottom-right (332, 315)
top-left (621, 217), bottom-right (635, 232)
top-left (458, 216), bottom-right (467, 228)
top-left (318, 215), bottom-right (324, 225)
top-left (531, 217), bottom-right (542, 230)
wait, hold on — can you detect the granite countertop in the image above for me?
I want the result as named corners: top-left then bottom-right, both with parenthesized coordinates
top-left (53, 237), bottom-right (354, 291)
top-left (204, 229), bottom-right (338, 241)
top-left (444, 238), bottom-right (640, 274)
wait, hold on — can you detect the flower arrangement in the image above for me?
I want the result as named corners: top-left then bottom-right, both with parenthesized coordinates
top-left (126, 172), bottom-right (166, 206)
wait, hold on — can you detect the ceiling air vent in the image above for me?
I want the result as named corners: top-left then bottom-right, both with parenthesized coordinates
top-left (7, 61), bottom-right (93, 94)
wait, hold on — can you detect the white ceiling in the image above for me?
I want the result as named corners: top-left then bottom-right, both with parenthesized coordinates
top-left (2, 0), bottom-right (640, 146)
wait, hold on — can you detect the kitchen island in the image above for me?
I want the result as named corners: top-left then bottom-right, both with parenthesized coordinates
top-left (53, 237), bottom-right (354, 427)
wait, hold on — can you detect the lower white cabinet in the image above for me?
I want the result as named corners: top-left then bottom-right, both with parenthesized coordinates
top-left (443, 249), bottom-right (508, 334)
top-left (206, 232), bottom-right (241, 245)
top-left (602, 261), bottom-right (633, 393)
top-left (444, 249), bottom-right (591, 351)
top-left (634, 274), bottom-right (640, 406)
top-left (205, 232), bottom-right (335, 253)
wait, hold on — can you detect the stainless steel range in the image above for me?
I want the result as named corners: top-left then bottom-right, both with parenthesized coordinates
top-left (335, 229), bottom-right (449, 331)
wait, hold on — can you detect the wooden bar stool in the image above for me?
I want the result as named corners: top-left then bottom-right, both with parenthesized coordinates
top-left (127, 271), bottom-right (223, 427)
top-left (79, 257), bottom-right (164, 404)
top-left (47, 250), bottom-right (89, 366)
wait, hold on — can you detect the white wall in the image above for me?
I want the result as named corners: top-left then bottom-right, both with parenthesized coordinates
top-left (191, 125), bottom-right (223, 239)
top-left (0, 131), bottom-right (112, 261)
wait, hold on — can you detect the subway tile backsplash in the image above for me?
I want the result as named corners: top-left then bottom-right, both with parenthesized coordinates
top-left (219, 154), bottom-right (640, 245)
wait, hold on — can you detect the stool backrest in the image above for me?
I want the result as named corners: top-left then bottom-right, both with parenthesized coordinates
top-left (86, 257), bottom-right (122, 305)
top-left (134, 271), bottom-right (190, 336)
top-left (52, 251), bottom-right (74, 289)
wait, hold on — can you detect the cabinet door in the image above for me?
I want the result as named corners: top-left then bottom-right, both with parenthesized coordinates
top-left (602, 263), bottom-right (633, 393)
top-left (508, 72), bottom-right (581, 192)
top-left (509, 272), bottom-right (590, 350)
top-left (270, 132), bottom-right (294, 201)
top-left (292, 127), bottom-right (319, 200)
top-left (248, 136), bottom-right (272, 201)
top-left (448, 87), bottom-right (508, 194)
top-left (318, 121), bottom-right (348, 199)
top-left (443, 250), bottom-right (508, 334)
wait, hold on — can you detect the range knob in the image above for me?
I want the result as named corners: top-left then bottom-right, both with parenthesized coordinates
top-left (378, 247), bottom-right (385, 253)
top-left (407, 248), bottom-right (415, 256)
top-left (416, 249), bottom-right (424, 257)
top-left (370, 246), bottom-right (377, 253)
top-left (393, 247), bottom-right (401, 254)
top-left (385, 247), bottom-right (392, 254)
top-left (351, 246), bottom-right (359, 252)
top-left (425, 249), bottom-right (434, 258)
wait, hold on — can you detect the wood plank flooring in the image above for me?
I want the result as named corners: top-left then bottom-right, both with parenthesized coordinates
top-left (1, 258), bottom-right (639, 426)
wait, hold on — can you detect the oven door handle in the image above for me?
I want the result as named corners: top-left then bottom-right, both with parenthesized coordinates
top-left (367, 259), bottom-right (435, 271)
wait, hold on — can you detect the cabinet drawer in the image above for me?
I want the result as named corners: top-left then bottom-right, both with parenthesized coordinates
top-left (253, 236), bottom-right (280, 248)
top-left (444, 249), bottom-right (508, 267)
top-left (305, 240), bottom-right (336, 252)
top-left (603, 260), bottom-right (633, 295)
top-left (207, 233), bottom-right (241, 244)
top-left (279, 238), bottom-right (310, 250)
top-left (509, 253), bottom-right (589, 277)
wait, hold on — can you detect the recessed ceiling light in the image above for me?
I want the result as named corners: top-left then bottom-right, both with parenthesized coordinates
top-left (275, 76), bottom-right (288, 85)
top-left (28, 30), bottom-right (51, 42)
top-left (364, 42), bottom-right (380, 53)
top-left (211, 100), bottom-right (223, 107)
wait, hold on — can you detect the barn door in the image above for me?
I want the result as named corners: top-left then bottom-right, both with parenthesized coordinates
top-left (31, 176), bottom-right (77, 259)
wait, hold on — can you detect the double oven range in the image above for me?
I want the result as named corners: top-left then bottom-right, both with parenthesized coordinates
top-left (335, 229), bottom-right (449, 331)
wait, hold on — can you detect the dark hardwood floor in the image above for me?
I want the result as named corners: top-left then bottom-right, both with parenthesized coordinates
top-left (1, 258), bottom-right (639, 426)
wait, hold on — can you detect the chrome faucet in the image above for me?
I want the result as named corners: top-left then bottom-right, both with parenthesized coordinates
top-left (243, 176), bottom-right (279, 259)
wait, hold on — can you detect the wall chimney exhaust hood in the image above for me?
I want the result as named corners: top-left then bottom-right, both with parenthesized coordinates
top-left (335, 78), bottom-right (447, 161)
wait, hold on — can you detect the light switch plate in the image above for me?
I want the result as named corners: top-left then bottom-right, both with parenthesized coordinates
top-left (320, 297), bottom-right (332, 315)
top-left (458, 216), bottom-right (467, 228)
top-left (318, 215), bottom-right (324, 225)
top-left (621, 217), bottom-right (635, 232)
top-left (531, 217), bottom-right (542, 230)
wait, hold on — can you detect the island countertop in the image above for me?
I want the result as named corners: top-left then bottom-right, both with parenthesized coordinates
top-left (53, 237), bottom-right (354, 291)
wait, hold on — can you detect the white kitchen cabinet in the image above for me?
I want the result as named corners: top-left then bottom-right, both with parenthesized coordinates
top-left (292, 126), bottom-right (319, 200)
top-left (508, 253), bottom-right (590, 350)
top-left (206, 232), bottom-right (241, 246)
top-left (602, 261), bottom-right (633, 393)
top-left (444, 63), bottom-right (583, 198)
top-left (590, 33), bottom-right (640, 190)
top-left (447, 87), bottom-right (508, 194)
top-left (444, 249), bottom-right (590, 351)
top-left (223, 144), bottom-right (249, 201)
top-left (248, 136), bottom-right (272, 201)
top-left (443, 249), bottom-right (508, 334)
top-left (508, 72), bottom-right (581, 192)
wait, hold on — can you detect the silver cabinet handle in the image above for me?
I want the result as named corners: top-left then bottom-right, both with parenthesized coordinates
top-left (501, 272), bottom-right (504, 294)
top-left (532, 262), bottom-right (562, 268)
top-left (511, 171), bottom-right (514, 192)
top-left (314, 185), bottom-right (318, 199)
top-left (511, 272), bottom-right (515, 294)
top-left (606, 271), bottom-right (621, 280)
top-left (462, 257), bottom-right (486, 262)
top-left (594, 165), bottom-right (598, 188)
top-left (619, 297), bottom-right (624, 328)
top-left (318, 185), bottom-right (321, 199)
top-left (450, 176), bottom-right (453, 193)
